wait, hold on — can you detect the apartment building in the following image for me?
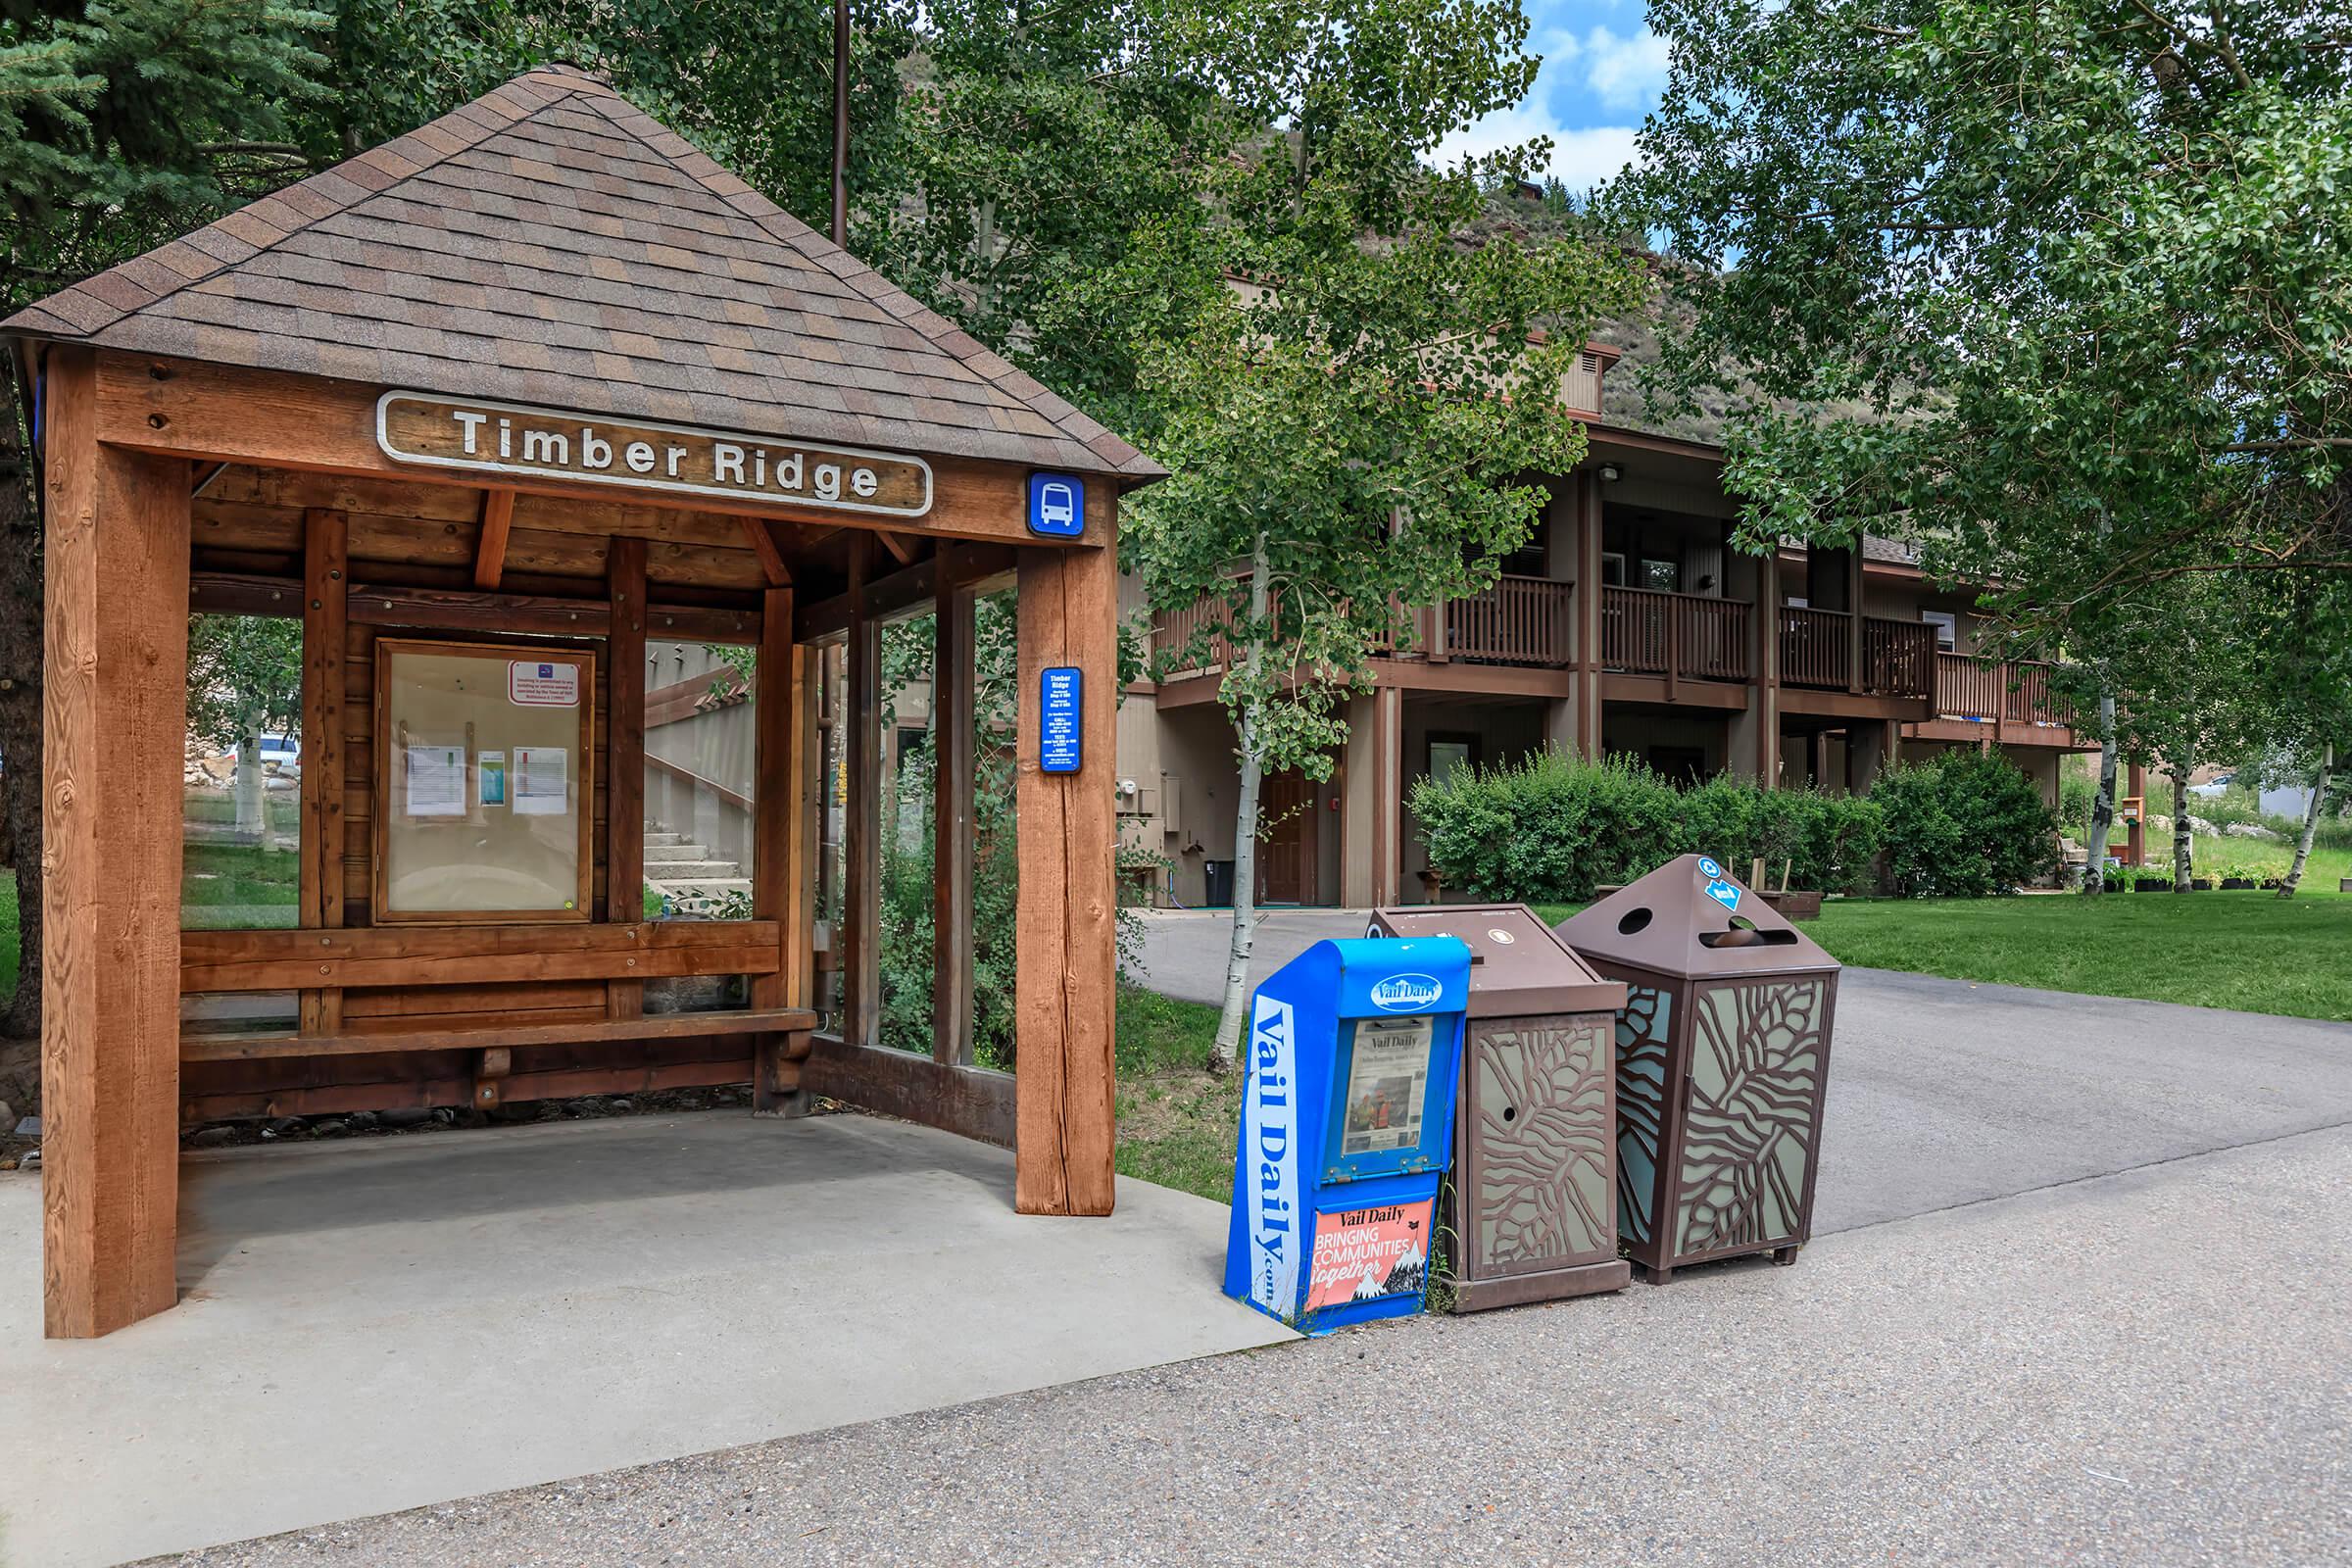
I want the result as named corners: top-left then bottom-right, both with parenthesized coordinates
top-left (1112, 347), bottom-right (2094, 907)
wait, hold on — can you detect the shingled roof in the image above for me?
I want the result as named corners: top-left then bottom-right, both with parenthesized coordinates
top-left (2, 65), bottom-right (1162, 482)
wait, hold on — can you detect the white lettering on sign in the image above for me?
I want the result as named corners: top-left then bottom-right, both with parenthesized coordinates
top-left (1243, 991), bottom-right (1301, 1320)
top-left (509, 661), bottom-right (581, 707)
top-left (376, 392), bottom-right (934, 518)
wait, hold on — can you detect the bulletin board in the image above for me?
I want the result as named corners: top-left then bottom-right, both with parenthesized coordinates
top-left (373, 639), bottom-right (596, 922)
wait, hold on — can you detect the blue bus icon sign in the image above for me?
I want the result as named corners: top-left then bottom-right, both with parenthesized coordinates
top-left (1028, 472), bottom-right (1084, 537)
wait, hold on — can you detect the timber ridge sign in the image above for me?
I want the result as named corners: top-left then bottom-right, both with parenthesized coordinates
top-left (375, 392), bottom-right (935, 518)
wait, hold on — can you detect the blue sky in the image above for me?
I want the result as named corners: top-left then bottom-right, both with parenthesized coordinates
top-left (1434, 0), bottom-right (1668, 195)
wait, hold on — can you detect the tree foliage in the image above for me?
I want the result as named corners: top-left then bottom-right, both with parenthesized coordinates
top-left (1614, 0), bottom-right (2352, 675)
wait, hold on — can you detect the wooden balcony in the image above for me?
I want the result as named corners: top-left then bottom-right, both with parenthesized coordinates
top-left (1599, 586), bottom-right (1751, 686)
top-left (1152, 574), bottom-right (1576, 680)
top-left (1778, 609), bottom-right (1937, 699)
top-left (1929, 652), bottom-right (2076, 735)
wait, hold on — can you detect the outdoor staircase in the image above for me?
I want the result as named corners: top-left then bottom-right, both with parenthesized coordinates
top-left (644, 827), bottom-right (753, 916)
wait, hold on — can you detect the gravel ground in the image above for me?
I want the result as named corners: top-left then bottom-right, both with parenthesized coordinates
top-left (151, 1122), bottom-right (2352, 1568)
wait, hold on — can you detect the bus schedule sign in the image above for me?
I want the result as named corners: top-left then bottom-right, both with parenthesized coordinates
top-left (376, 391), bottom-right (934, 518)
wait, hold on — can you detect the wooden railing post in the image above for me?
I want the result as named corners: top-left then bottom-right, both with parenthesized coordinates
top-left (1665, 596), bottom-right (1682, 702)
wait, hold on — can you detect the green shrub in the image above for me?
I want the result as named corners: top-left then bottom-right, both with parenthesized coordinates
top-left (1873, 751), bottom-right (2058, 897)
top-left (2058, 770), bottom-right (2097, 839)
top-left (1409, 749), bottom-right (1883, 902)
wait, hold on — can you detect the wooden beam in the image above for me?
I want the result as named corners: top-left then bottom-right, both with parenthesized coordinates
top-left (751, 584), bottom-right (807, 1113)
top-left (348, 583), bottom-right (608, 638)
top-left (842, 536), bottom-right (882, 1051)
top-left (180, 921), bottom-right (784, 993)
top-left (1012, 511), bottom-right (1119, 1216)
top-left (803, 1034), bottom-right (1014, 1148)
top-left (793, 541), bottom-right (1015, 642)
top-left (472, 486), bottom-right (515, 590)
top-left (933, 574), bottom-right (976, 1066)
top-left (182, 1007), bottom-right (816, 1063)
top-left (607, 536), bottom-right (648, 1018)
top-left (189, 570), bottom-right (303, 615)
top-left (876, 529), bottom-right (917, 566)
top-left (741, 516), bottom-right (791, 587)
top-left (96, 352), bottom-right (1109, 548)
top-left (42, 346), bottom-right (191, 1338)
top-left (299, 508), bottom-right (349, 1035)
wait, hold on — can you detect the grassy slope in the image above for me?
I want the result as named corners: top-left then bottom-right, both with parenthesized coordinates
top-left (1112, 983), bottom-right (1239, 1203)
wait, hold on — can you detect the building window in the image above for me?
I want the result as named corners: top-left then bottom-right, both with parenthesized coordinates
top-left (1601, 552), bottom-right (1627, 587)
top-left (1640, 558), bottom-right (1679, 593)
top-left (1920, 611), bottom-right (1958, 651)
top-left (183, 612), bottom-right (303, 931)
top-left (1427, 734), bottom-right (1479, 787)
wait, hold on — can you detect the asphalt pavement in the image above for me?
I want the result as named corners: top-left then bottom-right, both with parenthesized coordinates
top-left (135, 914), bottom-right (2352, 1568)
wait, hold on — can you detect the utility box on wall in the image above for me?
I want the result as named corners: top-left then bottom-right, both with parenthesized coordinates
top-left (1554, 857), bottom-right (1840, 1284)
top-left (1223, 937), bottom-right (1470, 1334)
top-left (1367, 905), bottom-right (1632, 1309)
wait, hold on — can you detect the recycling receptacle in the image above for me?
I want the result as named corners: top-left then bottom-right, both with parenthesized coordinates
top-left (1366, 905), bottom-right (1632, 1310)
top-left (1554, 855), bottom-right (1840, 1284)
top-left (1223, 937), bottom-right (1471, 1334)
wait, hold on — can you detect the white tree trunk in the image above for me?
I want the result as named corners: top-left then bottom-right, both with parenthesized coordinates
top-left (2171, 763), bottom-right (2191, 892)
top-left (2278, 745), bottom-right (2333, 899)
top-left (234, 727), bottom-right (265, 843)
top-left (2082, 693), bottom-right (2119, 893)
top-left (1211, 537), bottom-right (1273, 1072)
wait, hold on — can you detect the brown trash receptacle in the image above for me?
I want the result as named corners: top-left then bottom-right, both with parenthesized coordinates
top-left (1553, 856), bottom-right (1839, 1284)
top-left (1366, 904), bottom-right (1631, 1309)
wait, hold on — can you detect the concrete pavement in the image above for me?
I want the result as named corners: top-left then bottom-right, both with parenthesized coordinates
top-left (0, 1113), bottom-right (1291, 1568)
top-left (138, 1123), bottom-right (2352, 1566)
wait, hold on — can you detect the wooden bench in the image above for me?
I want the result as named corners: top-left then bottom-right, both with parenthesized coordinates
top-left (182, 1006), bottom-right (817, 1063)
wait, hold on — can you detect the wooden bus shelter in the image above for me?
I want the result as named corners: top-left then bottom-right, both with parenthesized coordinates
top-left (4, 66), bottom-right (1158, 1339)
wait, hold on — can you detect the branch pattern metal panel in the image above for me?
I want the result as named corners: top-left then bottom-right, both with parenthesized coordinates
top-left (1674, 977), bottom-right (1826, 1256)
top-left (1465, 1016), bottom-right (1614, 1273)
top-left (1614, 984), bottom-right (1672, 1247)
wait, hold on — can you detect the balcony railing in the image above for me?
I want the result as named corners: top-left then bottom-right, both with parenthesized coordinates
top-left (1442, 575), bottom-right (1576, 666)
top-left (1600, 586), bottom-right (1751, 683)
top-left (1778, 609), bottom-right (1937, 699)
top-left (1934, 652), bottom-right (2073, 728)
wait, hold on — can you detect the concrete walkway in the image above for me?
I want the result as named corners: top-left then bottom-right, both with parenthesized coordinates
top-left (0, 1113), bottom-right (1290, 1568)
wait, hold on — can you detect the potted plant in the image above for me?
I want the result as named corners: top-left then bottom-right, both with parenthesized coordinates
top-left (2132, 870), bottom-right (2171, 893)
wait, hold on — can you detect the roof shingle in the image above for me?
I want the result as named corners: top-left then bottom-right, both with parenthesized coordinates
top-left (2, 64), bottom-right (1161, 482)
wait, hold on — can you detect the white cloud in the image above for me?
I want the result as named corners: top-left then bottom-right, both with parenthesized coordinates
top-left (1433, 107), bottom-right (1642, 197)
top-left (1577, 26), bottom-right (1670, 112)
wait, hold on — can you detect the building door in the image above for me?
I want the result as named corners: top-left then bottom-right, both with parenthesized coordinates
top-left (1256, 772), bottom-right (1317, 905)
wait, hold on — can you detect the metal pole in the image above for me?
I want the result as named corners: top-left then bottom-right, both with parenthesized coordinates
top-left (831, 0), bottom-right (850, 247)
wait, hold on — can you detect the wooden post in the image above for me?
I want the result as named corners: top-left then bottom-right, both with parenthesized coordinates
top-left (785, 640), bottom-right (818, 1013)
top-left (1577, 469), bottom-right (1605, 758)
top-left (42, 347), bottom-right (192, 1338)
top-left (1373, 683), bottom-right (1403, 906)
top-left (299, 508), bottom-right (348, 1036)
top-left (842, 536), bottom-right (881, 1052)
top-left (932, 569), bottom-right (976, 1067)
top-left (605, 536), bottom-right (646, 1019)
top-left (1844, 548), bottom-right (1864, 695)
top-left (753, 584), bottom-right (807, 1112)
top-left (1755, 551), bottom-right (1782, 783)
top-left (1013, 512), bottom-right (1118, 1216)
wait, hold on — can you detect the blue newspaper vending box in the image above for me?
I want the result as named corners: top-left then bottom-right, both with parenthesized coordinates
top-left (1223, 937), bottom-right (1472, 1334)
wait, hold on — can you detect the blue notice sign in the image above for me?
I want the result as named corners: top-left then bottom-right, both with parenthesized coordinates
top-left (1039, 666), bottom-right (1083, 773)
top-left (1028, 472), bottom-right (1085, 537)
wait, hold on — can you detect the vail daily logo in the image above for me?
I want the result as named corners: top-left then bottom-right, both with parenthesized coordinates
top-left (1367, 973), bottom-right (1442, 1012)
top-left (1243, 993), bottom-right (1299, 1319)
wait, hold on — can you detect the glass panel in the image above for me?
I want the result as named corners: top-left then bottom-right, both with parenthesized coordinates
top-left (183, 612), bottom-right (303, 930)
top-left (641, 639), bottom-right (756, 1013)
top-left (380, 643), bottom-right (590, 916)
top-left (879, 615), bottom-right (936, 1055)
top-left (641, 641), bottom-right (757, 921)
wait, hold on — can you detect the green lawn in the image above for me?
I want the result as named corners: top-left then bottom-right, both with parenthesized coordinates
top-left (1112, 982), bottom-right (1239, 1202)
top-left (1540, 843), bottom-right (2352, 1023)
